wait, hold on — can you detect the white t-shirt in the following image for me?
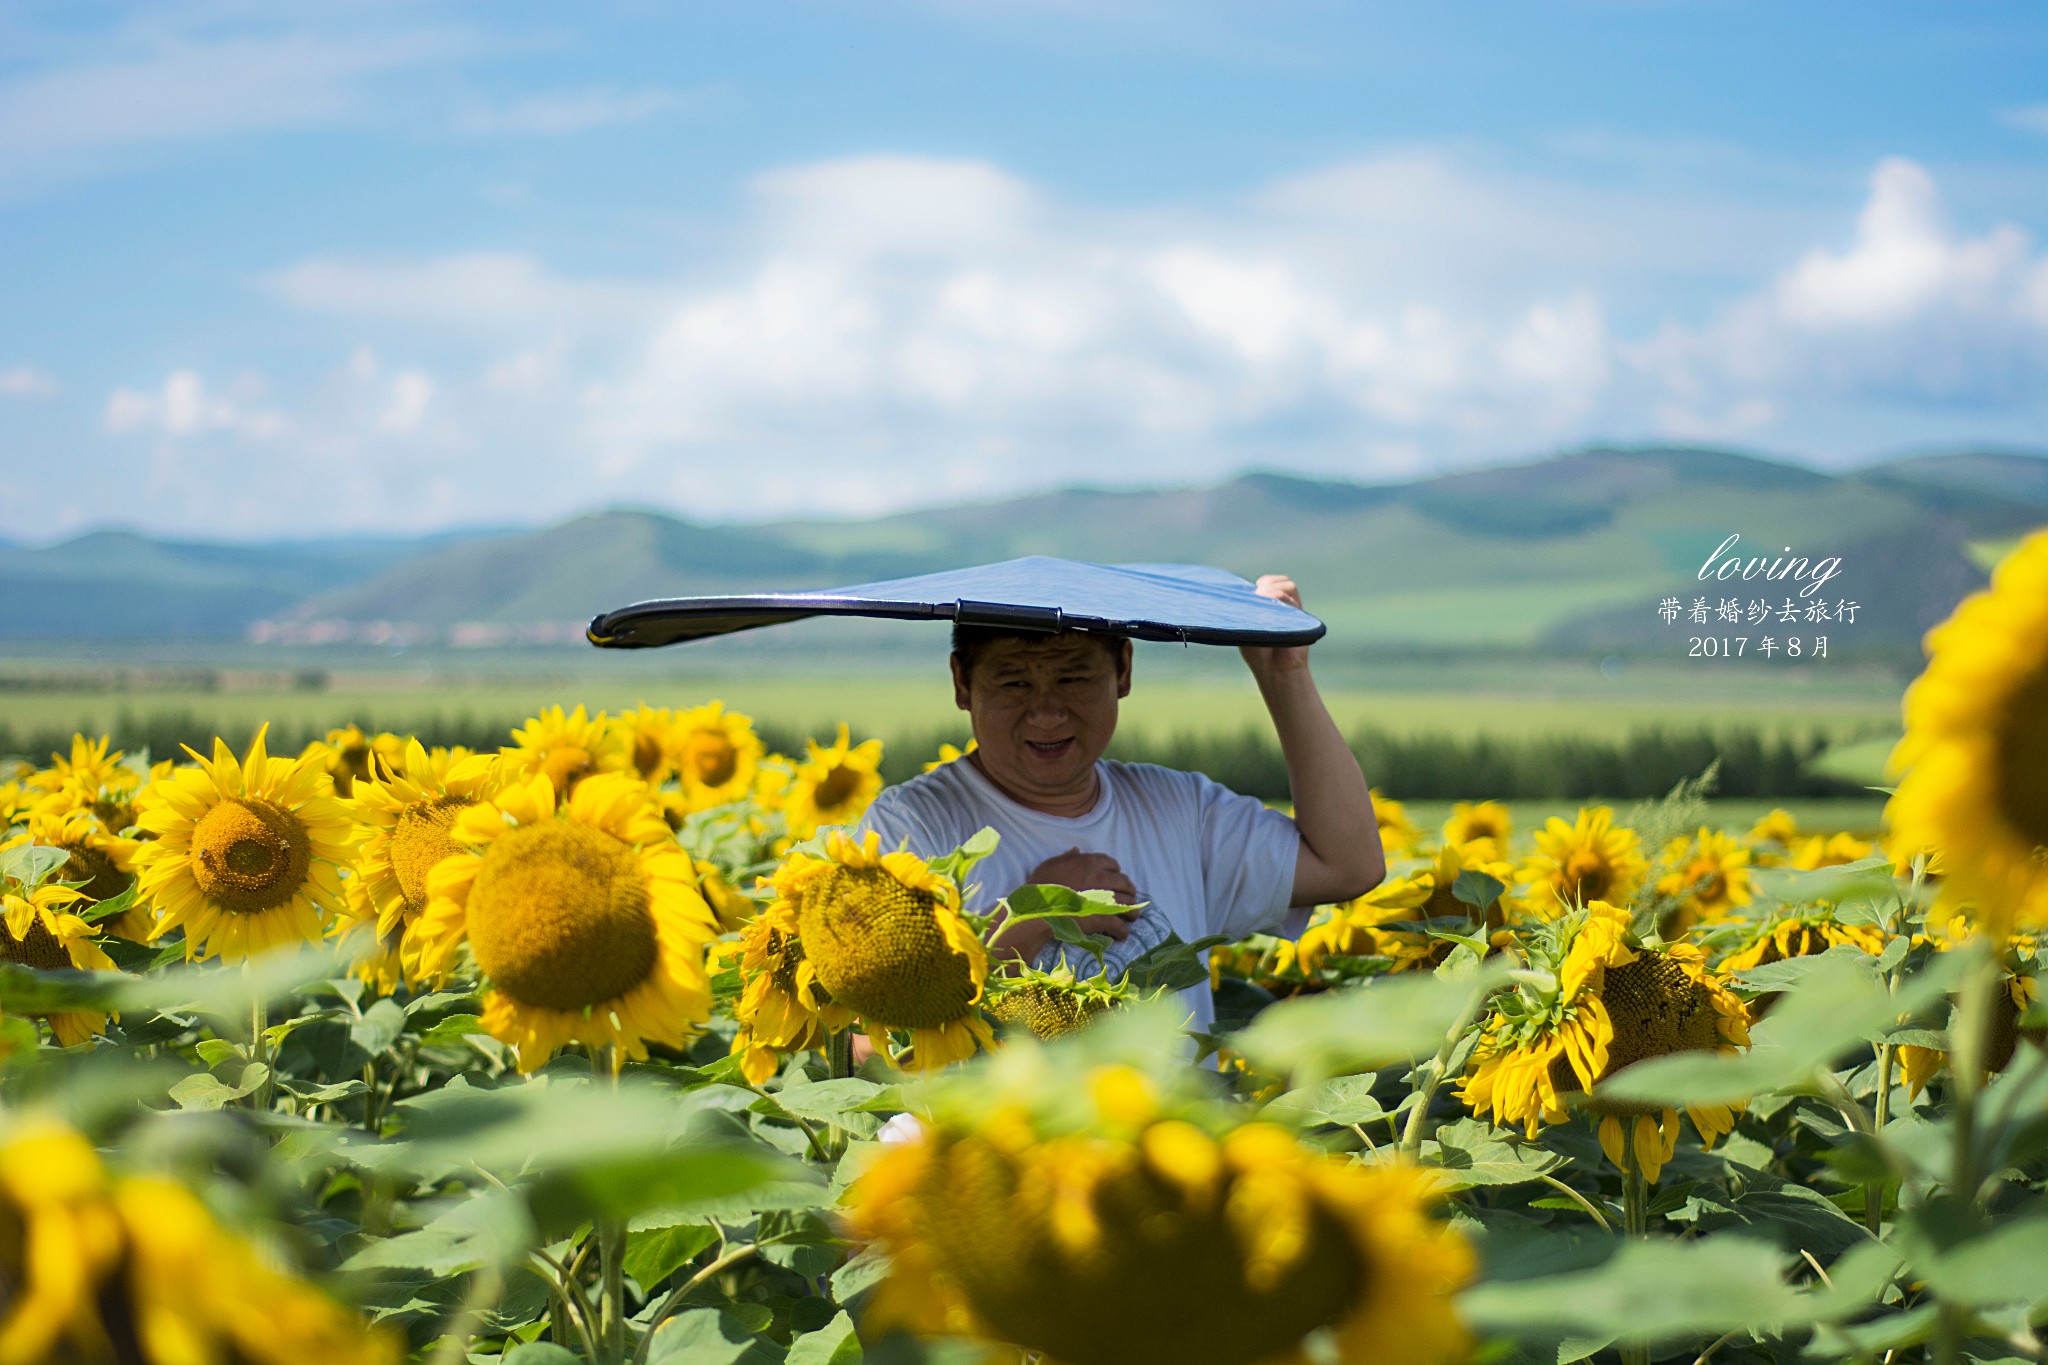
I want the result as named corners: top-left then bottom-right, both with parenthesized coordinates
top-left (854, 756), bottom-right (1307, 1037)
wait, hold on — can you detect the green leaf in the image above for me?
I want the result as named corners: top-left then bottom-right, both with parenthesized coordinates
top-left (350, 998), bottom-right (406, 1057)
top-left (168, 1067), bottom-right (263, 1111)
top-left (831, 1246), bottom-right (890, 1304)
top-left (0, 964), bottom-right (130, 1014)
top-left (1451, 870), bottom-right (1506, 912)
top-left (194, 1038), bottom-right (243, 1067)
top-left (414, 1014), bottom-right (487, 1048)
top-left (1912, 1213), bottom-right (2048, 1309)
top-left (788, 1312), bottom-right (863, 1365)
top-left (1233, 958), bottom-right (1511, 1085)
top-left (761, 1078), bottom-right (899, 1140)
top-left (279, 1077), bottom-right (369, 1104)
top-left (343, 1191), bottom-right (536, 1274)
top-left (1418, 1117), bottom-right (1564, 1188)
top-left (0, 842), bottom-right (70, 887)
top-left (1266, 1074), bottom-right (1387, 1128)
top-left (1046, 915), bottom-right (1114, 964)
top-left (504, 1345), bottom-right (585, 1365)
top-left (644, 1305), bottom-right (778, 1365)
top-left (1125, 933), bottom-right (1229, 994)
top-left (1461, 1236), bottom-right (1812, 1342)
top-left (623, 1223), bottom-right (719, 1290)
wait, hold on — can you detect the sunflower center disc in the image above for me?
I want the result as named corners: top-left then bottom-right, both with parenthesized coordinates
top-left (927, 1137), bottom-right (1364, 1365)
top-left (60, 842), bottom-right (132, 903)
top-left (1597, 956), bottom-right (1724, 1074)
top-left (797, 865), bottom-right (974, 1028)
top-left (811, 764), bottom-right (861, 813)
top-left (465, 821), bottom-right (657, 1011)
top-left (390, 796), bottom-right (471, 915)
top-left (190, 798), bottom-right (314, 914)
top-left (631, 733), bottom-right (667, 781)
top-left (1994, 660), bottom-right (2048, 848)
top-left (540, 746), bottom-right (595, 794)
top-left (1, 915), bottom-right (72, 972)
top-left (684, 732), bottom-right (739, 788)
top-left (1563, 849), bottom-right (1610, 903)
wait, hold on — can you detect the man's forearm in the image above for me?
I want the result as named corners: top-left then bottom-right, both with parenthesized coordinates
top-left (1254, 659), bottom-right (1385, 899)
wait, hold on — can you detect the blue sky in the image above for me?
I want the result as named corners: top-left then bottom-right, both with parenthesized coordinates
top-left (2, 1), bottom-right (2046, 540)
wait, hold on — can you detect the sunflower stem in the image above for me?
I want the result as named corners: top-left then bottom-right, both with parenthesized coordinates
top-left (1620, 1139), bottom-right (1651, 1365)
top-left (247, 979), bottom-right (273, 1114)
top-left (427, 1264), bottom-right (502, 1365)
top-left (1536, 1173), bottom-right (1614, 1235)
top-left (827, 1029), bottom-right (855, 1081)
top-left (1934, 940), bottom-right (1999, 1365)
top-left (1396, 976), bottom-right (1487, 1163)
top-left (592, 1045), bottom-right (631, 1363)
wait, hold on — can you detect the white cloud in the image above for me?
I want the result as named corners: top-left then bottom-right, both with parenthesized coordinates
top-left (0, 366), bottom-right (59, 398)
top-left (265, 252), bottom-right (656, 331)
top-left (377, 370), bottom-right (434, 433)
top-left (103, 369), bottom-right (287, 439)
top-left (454, 86), bottom-right (688, 136)
top-left (1633, 157), bottom-right (2048, 424)
top-left (54, 148), bottom-right (2048, 536)
top-left (0, 23), bottom-right (464, 187)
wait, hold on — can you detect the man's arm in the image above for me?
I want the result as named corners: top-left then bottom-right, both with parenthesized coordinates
top-left (1241, 574), bottom-right (1386, 908)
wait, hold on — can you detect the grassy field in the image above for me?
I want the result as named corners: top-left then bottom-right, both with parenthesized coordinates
top-left (0, 665), bottom-right (1903, 750)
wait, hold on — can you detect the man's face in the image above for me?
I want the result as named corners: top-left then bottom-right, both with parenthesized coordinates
top-left (952, 634), bottom-right (1132, 807)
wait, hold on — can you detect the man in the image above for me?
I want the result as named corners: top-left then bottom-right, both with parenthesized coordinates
top-left (855, 574), bottom-right (1385, 1039)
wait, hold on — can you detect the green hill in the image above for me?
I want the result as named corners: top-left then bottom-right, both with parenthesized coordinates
top-left (3, 447), bottom-right (2041, 659)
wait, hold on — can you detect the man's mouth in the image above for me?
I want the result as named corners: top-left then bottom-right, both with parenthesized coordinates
top-left (1024, 738), bottom-right (1075, 758)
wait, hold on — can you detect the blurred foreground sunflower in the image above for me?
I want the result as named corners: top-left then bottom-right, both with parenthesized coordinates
top-left (1461, 901), bottom-right (1749, 1181)
top-left (1887, 529), bottom-right (2048, 936)
top-left (0, 1119), bottom-right (397, 1365)
top-left (412, 772), bottom-right (718, 1070)
top-left (770, 830), bottom-right (993, 1071)
top-left (847, 1058), bottom-right (1473, 1365)
top-left (131, 727), bottom-right (355, 963)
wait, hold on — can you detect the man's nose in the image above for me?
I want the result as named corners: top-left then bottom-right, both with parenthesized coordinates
top-left (1024, 688), bottom-right (1070, 724)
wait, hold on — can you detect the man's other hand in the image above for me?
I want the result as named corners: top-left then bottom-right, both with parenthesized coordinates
top-left (1239, 573), bottom-right (1312, 677)
top-left (991, 848), bottom-right (1142, 961)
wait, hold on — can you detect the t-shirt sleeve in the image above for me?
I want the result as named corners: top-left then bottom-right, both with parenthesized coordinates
top-left (855, 789), bottom-right (943, 858)
top-left (1194, 772), bottom-right (1307, 942)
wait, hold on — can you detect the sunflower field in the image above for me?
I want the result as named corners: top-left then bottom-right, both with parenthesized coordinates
top-left (0, 534), bottom-right (2043, 1365)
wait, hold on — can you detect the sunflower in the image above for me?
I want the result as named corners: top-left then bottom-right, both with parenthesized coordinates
top-left (1653, 826), bottom-right (1755, 932)
top-left (1516, 807), bottom-right (1648, 920)
top-left (847, 1060), bottom-right (1473, 1365)
top-left (1371, 789), bottom-right (1421, 856)
top-left (0, 1119), bottom-right (398, 1365)
top-left (669, 702), bottom-right (767, 810)
top-left (1442, 801), bottom-right (1513, 861)
top-left (1207, 936), bottom-right (1306, 997)
top-left (303, 725), bottom-right (403, 799)
top-left (729, 899), bottom-right (854, 1084)
top-left (768, 830), bottom-right (994, 1071)
top-left (1719, 910), bottom-right (1887, 975)
top-left (1897, 915), bottom-right (2043, 1098)
top-left (617, 705), bottom-right (679, 784)
top-left (1461, 901), bottom-right (1750, 1181)
top-left (131, 728), bottom-right (356, 963)
top-left (22, 734), bottom-right (135, 810)
top-left (1299, 842), bottom-right (1514, 975)
top-left (347, 739), bottom-right (500, 990)
top-left (693, 858), bottom-right (762, 932)
top-left (1887, 530), bottom-right (2048, 937)
top-left (503, 705), bottom-right (631, 798)
top-left (923, 739), bottom-right (977, 773)
top-left (1745, 808), bottom-right (1801, 866)
top-left (410, 771), bottom-right (716, 1071)
top-left (987, 964), bottom-right (1128, 1039)
top-left (783, 725), bottom-right (886, 838)
top-left (16, 805), bottom-right (152, 942)
top-left (0, 883), bottom-right (119, 1046)
top-left (1788, 831), bottom-right (1876, 871)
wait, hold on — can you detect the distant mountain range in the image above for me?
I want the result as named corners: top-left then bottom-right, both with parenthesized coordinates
top-left (4, 447), bottom-right (2043, 660)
